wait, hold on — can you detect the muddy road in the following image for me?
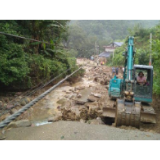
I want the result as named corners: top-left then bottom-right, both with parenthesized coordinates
top-left (1, 58), bottom-right (160, 139)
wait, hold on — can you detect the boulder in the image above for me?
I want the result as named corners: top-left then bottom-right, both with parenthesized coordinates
top-left (65, 95), bottom-right (69, 98)
top-left (89, 84), bottom-right (93, 87)
top-left (7, 119), bottom-right (31, 129)
top-left (60, 81), bottom-right (70, 87)
top-left (0, 113), bottom-right (11, 121)
top-left (77, 94), bottom-right (82, 98)
top-left (66, 91), bottom-right (72, 94)
top-left (24, 97), bottom-right (30, 103)
top-left (97, 110), bottom-right (103, 116)
top-left (0, 133), bottom-right (5, 140)
top-left (96, 117), bottom-right (104, 124)
top-left (57, 98), bottom-right (67, 105)
top-left (75, 86), bottom-right (85, 90)
top-left (69, 88), bottom-right (75, 92)
top-left (94, 77), bottom-right (98, 82)
top-left (10, 108), bottom-right (18, 114)
top-left (100, 80), bottom-right (105, 85)
top-left (7, 122), bottom-right (17, 129)
top-left (61, 101), bottom-right (71, 109)
top-left (87, 95), bottom-right (97, 102)
top-left (104, 80), bottom-right (108, 85)
top-left (93, 93), bottom-right (102, 98)
top-left (7, 104), bottom-right (14, 109)
top-left (75, 100), bottom-right (86, 105)
top-left (16, 119), bottom-right (31, 127)
top-left (62, 109), bottom-right (75, 120)
top-left (85, 102), bottom-right (99, 119)
top-left (88, 105), bottom-right (99, 112)
top-left (48, 115), bottom-right (62, 122)
top-left (89, 119), bottom-right (100, 125)
top-left (74, 90), bottom-right (79, 94)
top-left (20, 99), bottom-right (26, 106)
top-left (68, 94), bottom-right (75, 99)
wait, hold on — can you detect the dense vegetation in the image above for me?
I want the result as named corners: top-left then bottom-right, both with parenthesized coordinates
top-left (0, 20), bottom-right (79, 91)
top-left (66, 20), bottom-right (159, 58)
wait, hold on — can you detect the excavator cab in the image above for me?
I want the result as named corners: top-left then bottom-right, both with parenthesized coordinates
top-left (134, 65), bottom-right (153, 103)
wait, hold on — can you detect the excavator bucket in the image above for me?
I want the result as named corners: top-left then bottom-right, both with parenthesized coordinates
top-left (102, 99), bottom-right (156, 128)
top-left (115, 99), bottom-right (141, 128)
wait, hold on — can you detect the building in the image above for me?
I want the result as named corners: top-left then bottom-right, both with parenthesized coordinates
top-left (103, 42), bottom-right (123, 52)
top-left (99, 41), bottom-right (123, 59)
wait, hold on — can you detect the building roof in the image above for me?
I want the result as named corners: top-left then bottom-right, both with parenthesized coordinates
top-left (103, 42), bottom-right (124, 48)
top-left (99, 52), bottom-right (112, 58)
top-left (114, 42), bottom-right (124, 47)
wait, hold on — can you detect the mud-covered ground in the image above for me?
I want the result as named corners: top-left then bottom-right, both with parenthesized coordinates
top-left (1, 58), bottom-right (160, 140)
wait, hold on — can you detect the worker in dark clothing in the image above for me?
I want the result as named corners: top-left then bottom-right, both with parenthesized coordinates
top-left (116, 67), bottom-right (119, 75)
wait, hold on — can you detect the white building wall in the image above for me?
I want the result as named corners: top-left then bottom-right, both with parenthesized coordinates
top-left (105, 48), bottom-right (115, 52)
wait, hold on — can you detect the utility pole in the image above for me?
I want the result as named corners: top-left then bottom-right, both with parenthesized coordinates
top-left (95, 41), bottom-right (97, 55)
top-left (149, 33), bottom-right (152, 66)
top-left (95, 41), bottom-right (100, 66)
top-left (97, 45), bottom-right (100, 55)
top-left (95, 41), bottom-right (100, 55)
top-left (112, 49), bottom-right (115, 65)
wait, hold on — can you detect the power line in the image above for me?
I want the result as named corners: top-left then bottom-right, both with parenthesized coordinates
top-left (0, 31), bottom-right (91, 52)
top-left (0, 66), bottom-right (76, 117)
top-left (0, 31), bottom-right (50, 44)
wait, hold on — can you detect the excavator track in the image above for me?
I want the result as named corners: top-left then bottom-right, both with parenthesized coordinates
top-left (141, 103), bottom-right (156, 124)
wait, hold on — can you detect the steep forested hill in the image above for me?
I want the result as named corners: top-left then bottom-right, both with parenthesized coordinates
top-left (69, 20), bottom-right (159, 41)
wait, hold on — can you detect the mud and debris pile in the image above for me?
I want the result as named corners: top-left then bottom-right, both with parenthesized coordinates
top-left (43, 64), bottom-right (115, 124)
top-left (59, 87), bottom-right (106, 121)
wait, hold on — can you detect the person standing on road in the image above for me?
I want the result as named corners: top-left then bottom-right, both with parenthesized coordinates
top-left (122, 67), bottom-right (124, 72)
top-left (116, 67), bottom-right (119, 75)
top-left (112, 67), bottom-right (116, 76)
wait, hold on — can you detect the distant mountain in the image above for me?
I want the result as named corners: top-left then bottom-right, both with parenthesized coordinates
top-left (69, 20), bottom-right (159, 41)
